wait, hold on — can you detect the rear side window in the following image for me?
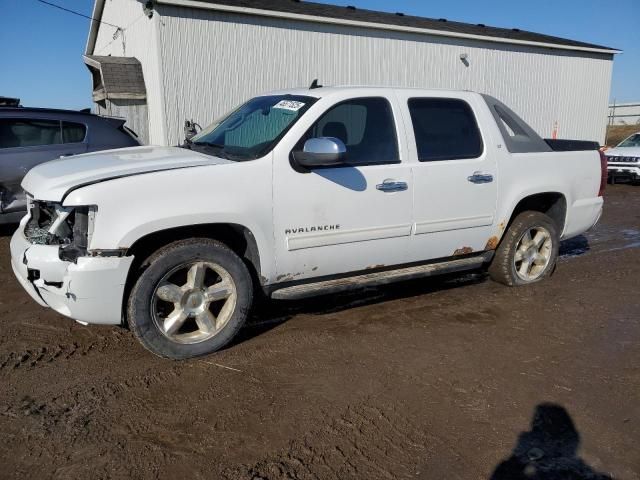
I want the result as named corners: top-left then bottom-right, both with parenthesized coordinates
top-left (482, 94), bottom-right (551, 153)
top-left (62, 121), bottom-right (87, 143)
top-left (304, 97), bottom-right (399, 165)
top-left (0, 119), bottom-right (62, 149)
top-left (408, 98), bottom-right (483, 161)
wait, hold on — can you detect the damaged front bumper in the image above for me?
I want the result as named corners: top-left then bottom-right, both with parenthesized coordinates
top-left (10, 218), bottom-right (133, 325)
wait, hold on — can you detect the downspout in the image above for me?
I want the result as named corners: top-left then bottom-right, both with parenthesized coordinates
top-left (151, 5), bottom-right (170, 145)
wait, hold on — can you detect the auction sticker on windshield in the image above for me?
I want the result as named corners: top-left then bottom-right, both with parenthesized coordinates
top-left (273, 100), bottom-right (306, 112)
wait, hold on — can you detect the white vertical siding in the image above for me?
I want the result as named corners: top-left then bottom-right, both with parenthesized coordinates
top-left (153, 5), bottom-right (613, 147)
top-left (93, 0), bottom-right (165, 144)
top-left (97, 99), bottom-right (149, 144)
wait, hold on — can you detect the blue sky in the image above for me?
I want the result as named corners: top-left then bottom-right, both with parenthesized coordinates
top-left (0, 0), bottom-right (637, 109)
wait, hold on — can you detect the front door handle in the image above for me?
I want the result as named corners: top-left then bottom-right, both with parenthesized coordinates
top-left (467, 171), bottom-right (494, 184)
top-left (376, 179), bottom-right (408, 192)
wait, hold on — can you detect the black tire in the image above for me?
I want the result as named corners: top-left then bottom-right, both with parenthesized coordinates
top-left (488, 211), bottom-right (559, 286)
top-left (127, 238), bottom-right (253, 359)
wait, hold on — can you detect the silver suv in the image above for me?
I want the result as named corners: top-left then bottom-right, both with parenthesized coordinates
top-left (0, 106), bottom-right (140, 223)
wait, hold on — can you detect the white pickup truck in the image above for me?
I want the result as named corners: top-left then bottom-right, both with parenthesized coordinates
top-left (10, 87), bottom-right (606, 359)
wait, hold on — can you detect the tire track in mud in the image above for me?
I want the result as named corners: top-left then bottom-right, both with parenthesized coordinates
top-left (1, 365), bottom-right (184, 435)
top-left (223, 402), bottom-right (431, 480)
top-left (0, 329), bottom-right (135, 372)
top-left (0, 364), bottom-right (187, 479)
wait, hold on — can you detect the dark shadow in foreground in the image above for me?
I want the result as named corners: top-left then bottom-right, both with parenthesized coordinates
top-left (491, 403), bottom-right (611, 480)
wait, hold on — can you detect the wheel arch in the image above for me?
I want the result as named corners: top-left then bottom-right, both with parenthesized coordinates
top-left (121, 223), bottom-right (263, 325)
top-left (507, 192), bottom-right (567, 234)
top-left (488, 191), bottom-right (567, 252)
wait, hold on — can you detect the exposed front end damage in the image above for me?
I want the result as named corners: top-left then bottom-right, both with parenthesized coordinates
top-left (10, 201), bottom-right (133, 325)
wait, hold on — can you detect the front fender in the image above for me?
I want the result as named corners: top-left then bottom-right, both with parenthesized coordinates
top-left (63, 160), bottom-right (276, 281)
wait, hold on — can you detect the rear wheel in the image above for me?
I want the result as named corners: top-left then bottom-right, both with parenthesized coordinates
top-left (127, 239), bottom-right (253, 359)
top-left (488, 211), bottom-right (559, 286)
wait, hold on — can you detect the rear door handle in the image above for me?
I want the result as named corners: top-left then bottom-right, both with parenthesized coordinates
top-left (376, 179), bottom-right (408, 192)
top-left (467, 171), bottom-right (494, 184)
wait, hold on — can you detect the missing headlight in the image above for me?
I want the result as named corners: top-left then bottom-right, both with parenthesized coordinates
top-left (59, 207), bottom-right (93, 262)
top-left (24, 201), bottom-right (62, 245)
top-left (24, 202), bottom-right (96, 262)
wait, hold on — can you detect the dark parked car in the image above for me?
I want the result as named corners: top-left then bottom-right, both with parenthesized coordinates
top-left (0, 107), bottom-right (140, 223)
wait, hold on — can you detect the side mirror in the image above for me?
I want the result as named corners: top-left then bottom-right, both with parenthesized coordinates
top-left (184, 119), bottom-right (200, 142)
top-left (294, 137), bottom-right (347, 168)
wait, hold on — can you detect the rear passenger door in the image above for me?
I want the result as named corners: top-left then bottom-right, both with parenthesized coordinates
top-left (0, 118), bottom-right (87, 212)
top-left (396, 93), bottom-right (498, 262)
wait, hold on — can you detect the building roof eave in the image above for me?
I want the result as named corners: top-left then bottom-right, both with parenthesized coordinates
top-left (155, 0), bottom-right (620, 55)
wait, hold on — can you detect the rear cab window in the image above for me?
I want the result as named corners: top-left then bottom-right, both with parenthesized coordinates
top-left (407, 98), bottom-right (483, 161)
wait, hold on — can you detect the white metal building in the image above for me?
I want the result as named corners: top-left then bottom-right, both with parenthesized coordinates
top-left (84, 0), bottom-right (618, 146)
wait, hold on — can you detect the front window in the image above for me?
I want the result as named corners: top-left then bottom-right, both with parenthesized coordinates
top-left (0, 119), bottom-right (61, 149)
top-left (0, 119), bottom-right (87, 149)
top-left (618, 133), bottom-right (640, 148)
top-left (293, 97), bottom-right (400, 166)
top-left (190, 95), bottom-right (317, 161)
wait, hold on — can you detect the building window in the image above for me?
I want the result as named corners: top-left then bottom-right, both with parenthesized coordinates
top-left (408, 98), bottom-right (483, 161)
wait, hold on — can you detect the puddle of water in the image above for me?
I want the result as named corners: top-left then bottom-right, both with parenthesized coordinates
top-left (606, 241), bottom-right (640, 252)
top-left (622, 229), bottom-right (640, 238)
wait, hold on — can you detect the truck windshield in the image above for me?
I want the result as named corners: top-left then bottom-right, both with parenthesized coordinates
top-left (618, 134), bottom-right (640, 148)
top-left (190, 95), bottom-right (317, 161)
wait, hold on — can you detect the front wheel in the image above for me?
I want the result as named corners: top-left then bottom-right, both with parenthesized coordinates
top-left (488, 211), bottom-right (559, 286)
top-left (127, 239), bottom-right (253, 359)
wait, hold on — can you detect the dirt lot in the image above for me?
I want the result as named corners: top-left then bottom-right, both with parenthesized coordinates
top-left (1, 185), bottom-right (639, 480)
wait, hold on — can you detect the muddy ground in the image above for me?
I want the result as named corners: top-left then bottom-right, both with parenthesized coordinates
top-left (0, 185), bottom-right (639, 480)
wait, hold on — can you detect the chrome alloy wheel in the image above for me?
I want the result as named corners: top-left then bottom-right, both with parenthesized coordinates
top-left (513, 226), bottom-right (553, 282)
top-left (151, 261), bottom-right (237, 344)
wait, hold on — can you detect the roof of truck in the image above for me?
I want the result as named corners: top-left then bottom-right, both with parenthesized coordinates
top-left (263, 85), bottom-right (481, 98)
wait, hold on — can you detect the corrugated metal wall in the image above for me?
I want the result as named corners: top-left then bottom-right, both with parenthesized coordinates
top-left (93, 0), bottom-right (165, 144)
top-left (91, 2), bottom-right (614, 146)
top-left (154, 5), bottom-right (613, 146)
top-left (96, 99), bottom-right (149, 144)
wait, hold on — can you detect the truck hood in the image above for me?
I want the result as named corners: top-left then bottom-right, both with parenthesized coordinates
top-left (22, 146), bottom-right (232, 201)
top-left (606, 146), bottom-right (640, 158)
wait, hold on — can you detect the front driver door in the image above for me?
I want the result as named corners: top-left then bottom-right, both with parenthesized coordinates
top-left (272, 94), bottom-right (413, 282)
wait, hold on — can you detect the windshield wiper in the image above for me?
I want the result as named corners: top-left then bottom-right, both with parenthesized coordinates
top-left (193, 141), bottom-right (225, 149)
top-left (190, 142), bottom-right (249, 161)
top-left (191, 141), bottom-right (231, 158)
